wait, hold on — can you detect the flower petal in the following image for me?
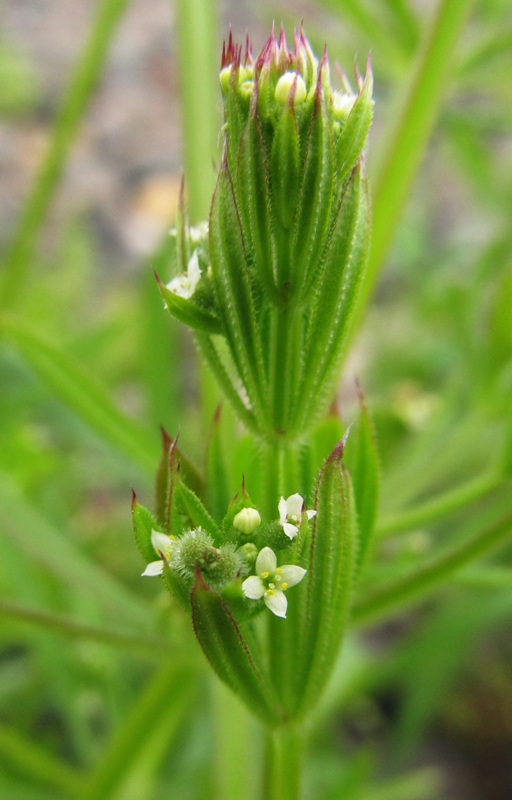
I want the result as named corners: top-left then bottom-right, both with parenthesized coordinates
top-left (282, 522), bottom-right (299, 540)
top-left (306, 509), bottom-right (317, 521)
top-left (264, 589), bottom-right (288, 618)
top-left (151, 530), bottom-right (173, 556)
top-left (256, 546), bottom-right (277, 575)
top-left (279, 565), bottom-right (307, 588)
top-left (141, 560), bottom-right (164, 577)
top-left (242, 575), bottom-right (265, 599)
top-left (278, 496), bottom-right (288, 524)
top-left (285, 493), bottom-right (304, 518)
top-left (187, 249), bottom-right (202, 286)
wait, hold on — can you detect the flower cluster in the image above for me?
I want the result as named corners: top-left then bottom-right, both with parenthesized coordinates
top-left (140, 492), bottom-right (314, 617)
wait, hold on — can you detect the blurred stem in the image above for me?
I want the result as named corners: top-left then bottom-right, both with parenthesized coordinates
top-left (353, 509), bottom-right (512, 626)
top-left (213, 679), bottom-right (260, 800)
top-left (264, 725), bottom-right (302, 800)
top-left (80, 662), bottom-right (197, 800)
top-left (456, 566), bottom-right (512, 589)
top-left (0, 0), bottom-right (132, 309)
top-left (0, 599), bottom-right (174, 654)
top-left (175, 0), bottom-right (222, 430)
top-left (261, 443), bottom-right (285, 519)
top-left (175, 0), bottom-right (219, 222)
top-left (348, 0), bottom-right (474, 341)
top-left (0, 723), bottom-right (82, 797)
top-left (376, 471), bottom-right (504, 536)
top-left (0, 314), bottom-right (157, 473)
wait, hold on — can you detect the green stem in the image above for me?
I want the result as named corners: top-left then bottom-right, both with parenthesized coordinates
top-left (212, 678), bottom-right (260, 800)
top-left (175, 0), bottom-right (219, 223)
top-left (0, 0), bottom-right (132, 309)
top-left (353, 509), bottom-right (512, 627)
top-left (376, 471), bottom-right (503, 537)
top-left (269, 302), bottom-right (292, 436)
top-left (260, 443), bottom-right (285, 519)
top-left (175, 0), bottom-right (220, 431)
top-left (264, 725), bottom-right (303, 800)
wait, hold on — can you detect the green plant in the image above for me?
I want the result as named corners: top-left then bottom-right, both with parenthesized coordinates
top-left (1, 0), bottom-right (511, 797)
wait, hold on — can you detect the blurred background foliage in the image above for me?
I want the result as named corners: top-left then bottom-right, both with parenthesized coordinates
top-left (0, 0), bottom-right (511, 798)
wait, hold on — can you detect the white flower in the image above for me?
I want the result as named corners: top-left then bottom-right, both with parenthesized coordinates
top-left (189, 221), bottom-right (208, 242)
top-left (278, 493), bottom-right (316, 540)
top-left (166, 249), bottom-right (202, 299)
top-left (242, 546), bottom-right (306, 618)
top-left (142, 530), bottom-right (176, 577)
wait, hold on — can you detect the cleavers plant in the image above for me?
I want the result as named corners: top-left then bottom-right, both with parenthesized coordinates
top-left (132, 24), bottom-right (376, 790)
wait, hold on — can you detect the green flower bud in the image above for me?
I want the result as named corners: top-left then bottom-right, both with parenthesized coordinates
top-left (240, 542), bottom-right (258, 567)
top-left (233, 507), bottom-right (261, 535)
top-left (274, 72), bottom-right (307, 105)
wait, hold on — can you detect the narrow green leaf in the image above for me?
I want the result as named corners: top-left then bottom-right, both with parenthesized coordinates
top-left (1, 315), bottom-right (156, 472)
top-left (158, 278), bottom-right (223, 335)
top-left (194, 333), bottom-right (259, 435)
top-left (376, 471), bottom-right (503, 537)
top-left (345, 387), bottom-right (380, 571)
top-left (298, 413), bottom-right (345, 502)
top-left (295, 437), bottom-right (357, 716)
top-left (209, 163), bottom-right (268, 423)
top-left (176, 482), bottom-right (222, 543)
top-left (191, 571), bottom-right (279, 723)
top-left (237, 103), bottom-right (278, 299)
top-left (271, 103), bottom-right (301, 231)
top-left (353, 510), bottom-right (512, 627)
top-left (335, 62), bottom-right (373, 188)
top-left (295, 169), bottom-right (369, 431)
top-left (222, 72), bottom-right (247, 202)
top-left (132, 494), bottom-right (159, 564)
top-left (155, 428), bottom-right (173, 529)
top-left (292, 96), bottom-right (335, 297)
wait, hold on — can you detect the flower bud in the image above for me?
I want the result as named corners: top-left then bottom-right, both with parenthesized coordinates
top-left (274, 72), bottom-right (307, 105)
top-left (240, 542), bottom-right (258, 567)
top-left (169, 25), bottom-right (373, 443)
top-left (233, 507), bottom-right (261, 535)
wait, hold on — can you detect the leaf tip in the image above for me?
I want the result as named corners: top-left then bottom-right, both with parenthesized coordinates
top-left (327, 424), bottom-right (353, 463)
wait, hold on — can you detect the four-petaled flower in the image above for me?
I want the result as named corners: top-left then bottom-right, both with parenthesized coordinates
top-left (242, 547), bottom-right (306, 618)
top-left (142, 530), bottom-right (176, 576)
top-left (279, 493), bottom-right (316, 539)
top-left (166, 249), bottom-right (201, 299)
